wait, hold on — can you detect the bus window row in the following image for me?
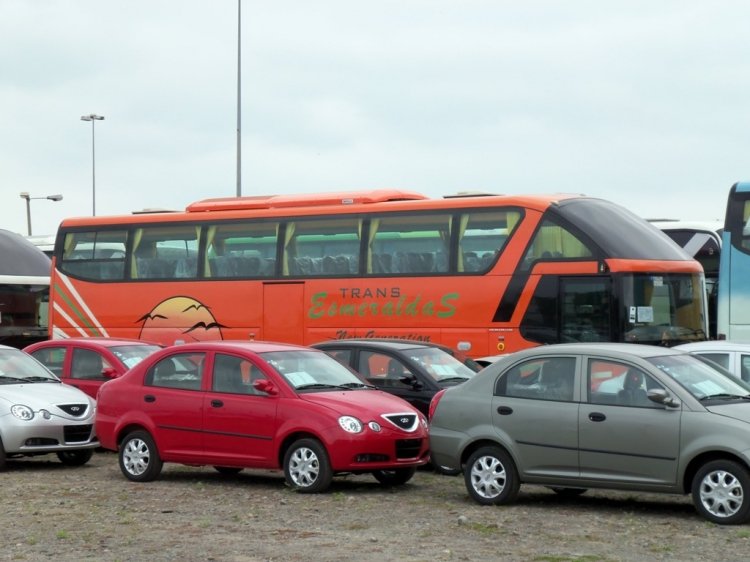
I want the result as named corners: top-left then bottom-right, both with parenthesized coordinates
top-left (56, 208), bottom-right (562, 282)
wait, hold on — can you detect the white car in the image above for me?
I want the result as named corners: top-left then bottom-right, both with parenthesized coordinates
top-left (673, 341), bottom-right (750, 382)
top-left (0, 345), bottom-right (99, 469)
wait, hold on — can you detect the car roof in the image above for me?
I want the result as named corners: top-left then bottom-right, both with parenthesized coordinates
top-left (26, 337), bottom-right (161, 349)
top-left (674, 341), bottom-right (750, 352)
top-left (163, 340), bottom-right (317, 354)
top-left (506, 342), bottom-right (687, 360)
top-left (312, 339), bottom-right (437, 352)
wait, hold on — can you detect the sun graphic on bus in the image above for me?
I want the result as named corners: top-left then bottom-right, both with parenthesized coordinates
top-left (137, 296), bottom-right (225, 345)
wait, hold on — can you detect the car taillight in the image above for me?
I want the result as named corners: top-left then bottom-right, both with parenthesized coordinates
top-left (428, 389), bottom-right (447, 421)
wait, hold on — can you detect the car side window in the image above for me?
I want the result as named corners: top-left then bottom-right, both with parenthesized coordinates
top-left (323, 349), bottom-right (352, 367)
top-left (741, 355), bottom-right (750, 382)
top-left (495, 357), bottom-right (576, 402)
top-left (588, 359), bottom-right (663, 408)
top-left (698, 352), bottom-right (730, 370)
top-left (212, 353), bottom-right (266, 395)
top-left (71, 348), bottom-right (111, 380)
top-left (358, 351), bottom-right (413, 389)
top-left (30, 347), bottom-right (66, 377)
top-left (145, 353), bottom-right (204, 391)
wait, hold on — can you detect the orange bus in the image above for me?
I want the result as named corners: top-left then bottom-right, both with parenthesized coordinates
top-left (48, 190), bottom-right (707, 356)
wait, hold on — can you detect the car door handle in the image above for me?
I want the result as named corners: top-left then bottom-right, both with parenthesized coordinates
top-left (211, 399), bottom-right (224, 408)
top-left (588, 412), bottom-right (606, 422)
top-left (144, 395), bottom-right (156, 403)
top-left (497, 406), bottom-right (513, 415)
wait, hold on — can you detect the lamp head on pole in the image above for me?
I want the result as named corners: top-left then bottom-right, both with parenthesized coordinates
top-left (81, 114), bottom-right (105, 122)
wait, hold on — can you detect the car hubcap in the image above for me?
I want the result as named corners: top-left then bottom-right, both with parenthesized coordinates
top-left (699, 469), bottom-right (744, 519)
top-left (123, 438), bottom-right (151, 476)
top-left (289, 447), bottom-right (319, 487)
top-left (470, 455), bottom-right (506, 499)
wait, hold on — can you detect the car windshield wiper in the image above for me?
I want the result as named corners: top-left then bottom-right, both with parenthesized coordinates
top-left (438, 376), bottom-right (470, 384)
top-left (295, 383), bottom-right (349, 391)
top-left (699, 393), bottom-right (750, 401)
top-left (23, 376), bottom-right (60, 383)
top-left (337, 381), bottom-right (377, 390)
top-left (0, 375), bottom-right (28, 383)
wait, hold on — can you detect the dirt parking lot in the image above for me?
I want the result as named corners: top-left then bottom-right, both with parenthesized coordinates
top-left (2, 451), bottom-right (749, 562)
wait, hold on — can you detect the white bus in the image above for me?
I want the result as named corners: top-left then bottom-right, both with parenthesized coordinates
top-left (649, 219), bottom-right (722, 339)
top-left (1, 229), bottom-right (51, 347)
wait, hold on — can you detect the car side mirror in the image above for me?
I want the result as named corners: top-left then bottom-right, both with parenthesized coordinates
top-left (647, 388), bottom-right (679, 408)
top-left (253, 379), bottom-right (278, 395)
top-left (101, 367), bottom-right (118, 379)
top-left (399, 375), bottom-right (423, 390)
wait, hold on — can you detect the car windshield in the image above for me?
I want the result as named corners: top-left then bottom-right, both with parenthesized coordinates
top-left (646, 354), bottom-right (750, 400)
top-left (0, 349), bottom-right (59, 383)
top-left (110, 344), bottom-right (162, 369)
top-left (406, 348), bottom-right (476, 383)
top-left (261, 350), bottom-right (371, 391)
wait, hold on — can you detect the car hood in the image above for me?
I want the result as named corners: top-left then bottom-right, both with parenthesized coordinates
top-left (705, 402), bottom-right (750, 424)
top-left (300, 389), bottom-right (418, 418)
top-left (0, 382), bottom-right (93, 411)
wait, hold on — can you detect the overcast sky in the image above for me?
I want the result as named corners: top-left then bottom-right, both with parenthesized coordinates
top-left (1, 1), bottom-right (746, 238)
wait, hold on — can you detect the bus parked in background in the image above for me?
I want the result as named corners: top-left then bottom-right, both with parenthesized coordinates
top-left (48, 190), bottom-right (707, 356)
top-left (649, 219), bottom-right (722, 339)
top-left (718, 182), bottom-right (750, 341)
top-left (0, 229), bottom-right (51, 348)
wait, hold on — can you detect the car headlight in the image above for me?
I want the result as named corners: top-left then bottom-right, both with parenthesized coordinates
top-left (420, 416), bottom-right (429, 430)
top-left (338, 415), bottom-right (363, 434)
top-left (11, 404), bottom-right (34, 421)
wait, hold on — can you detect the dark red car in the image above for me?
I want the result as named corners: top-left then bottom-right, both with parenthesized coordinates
top-left (24, 337), bottom-right (162, 399)
top-left (95, 340), bottom-right (430, 492)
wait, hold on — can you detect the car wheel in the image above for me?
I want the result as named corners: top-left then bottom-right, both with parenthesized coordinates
top-left (283, 438), bottom-right (333, 493)
top-left (119, 430), bottom-right (163, 482)
top-left (372, 467), bottom-right (416, 486)
top-left (213, 466), bottom-right (244, 475)
top-left (464, 445), bottom-right (520, 506)
top-left (548, 487), bottom-right (587, 497)
top-left (692, 459), bottom-right (750, 524)
top-left (57, 450), bottom-right (94, 466)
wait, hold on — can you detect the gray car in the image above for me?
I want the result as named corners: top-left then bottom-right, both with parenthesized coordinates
top-left (429, 342), bottom-right (750, 524)
top-left (0, 345), bottom-right (99, 469)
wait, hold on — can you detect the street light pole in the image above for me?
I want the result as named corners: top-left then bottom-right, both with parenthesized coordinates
top-left (237, 0), bottom-right (242, 197)
top-left (80, 114), bottom-right (104, 215)
top-left (19, 192), bottom-right (63, 236)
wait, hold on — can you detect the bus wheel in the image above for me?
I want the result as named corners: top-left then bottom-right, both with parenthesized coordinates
top-left (119, 430), bottom-right (163, 482)
top-left (283, 438), bottom-right (332, 493)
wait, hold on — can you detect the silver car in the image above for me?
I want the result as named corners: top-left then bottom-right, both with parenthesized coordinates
top-left (0, 345), bottom-right (99, 469)
top-left (429, 343), bottom-right (750, 525)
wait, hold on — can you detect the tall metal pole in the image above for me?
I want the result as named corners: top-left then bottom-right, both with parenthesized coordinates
top-left (24, 198), bottom-right (32, 236)
top-left (81, 114), bottom-right (104, 216)
top-left (236, 0), bottom-right (242, 196)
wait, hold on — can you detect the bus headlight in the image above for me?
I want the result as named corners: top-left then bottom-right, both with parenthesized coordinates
top-left (338, 416), bottom-right (363, 434)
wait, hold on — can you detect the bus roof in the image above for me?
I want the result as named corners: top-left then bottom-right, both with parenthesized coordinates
top-left (58, 190), bottom-right (585, 227)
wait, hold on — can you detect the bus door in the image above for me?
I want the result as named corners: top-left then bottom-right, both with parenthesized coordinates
top-left (263, 282), bottom-right (305, 343)
top-left (559, 277), bottom-right (613, 343)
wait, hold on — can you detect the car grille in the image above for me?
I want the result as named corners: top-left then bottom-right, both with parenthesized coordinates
top-left (64, 425), bottom-right (93, 443)
top-left (396, 438), bottom-right (423, 459)
top-left (382, 413), bottom-right (419, 432)
top-left (57, 403), bottom-right (89, 418)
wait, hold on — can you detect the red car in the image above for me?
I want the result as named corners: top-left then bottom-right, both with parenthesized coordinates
top-left (95, 341), bottom-right (430, 492)
top-left (24, 338), bottom-right (162, 399)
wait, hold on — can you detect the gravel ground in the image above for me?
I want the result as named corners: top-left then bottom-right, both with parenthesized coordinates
top-left (2, 451), bottom-right (749, 562)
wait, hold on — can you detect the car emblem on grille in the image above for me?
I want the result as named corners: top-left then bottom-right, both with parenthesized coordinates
top-left (381, 413), bottom-right (419, 432)
top-left (71, 406), bottom-right (81, 413)
top-left (400, 417), bottom-right (409, 424)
